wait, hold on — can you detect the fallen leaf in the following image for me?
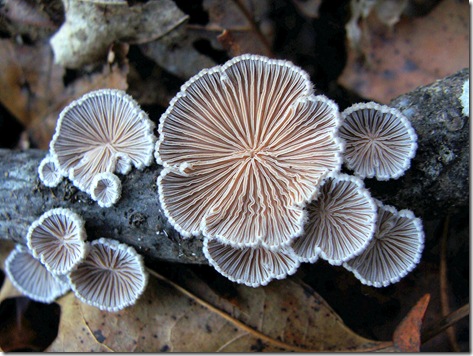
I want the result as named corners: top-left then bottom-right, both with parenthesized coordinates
top-left (0, 0), bottom-right (62, 40)
top-left (47, 267), bottom-right (391, 352)
top-left (393, 294), bottom-right (431, 351)
top-left (50, 0), bottom-right (188, 68)
top-left (0, 39), bottom-right (129, 148)
top-left (140, 0), bottom-right (274, 80)
top-left (338, 0), bottom-right (469, 103)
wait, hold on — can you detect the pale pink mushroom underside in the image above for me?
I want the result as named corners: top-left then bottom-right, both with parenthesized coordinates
top-left (50, 89), bottom-right (156, 194)
top-left (339, 102), bottom-right (417, 181)
top-left (203, 238), bottom-right (300, 287)
top-left (292, 173), bottom-right (377, 265)
top-left (69, 238), bottom-right (148, 312)
top-left (343, 200), bottom-right (424, 287)
top-left (156, 54), bottom-right (343, 250)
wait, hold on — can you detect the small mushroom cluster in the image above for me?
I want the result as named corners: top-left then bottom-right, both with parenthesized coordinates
top-left (38, 89), bottom-right (156, 208)
top-left (5, 208), bottom-right (148, 311)
top-left (156, 54), bottom-right (424, 288)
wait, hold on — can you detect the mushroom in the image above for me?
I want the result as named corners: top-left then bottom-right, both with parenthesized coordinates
top-left (5, 245), bottom-right (70, 303)
top-left (69, 238), bottom-right (148, 312)
top-left (203, 238), bottom-right (300, 287)
top-left (26, 208), bottom-right (87, 275)
top-left (343, 200), bottom-right (424, 287)
top-left (156, 54), bottom-right (343, 250)
top-left (38, 155), bottom-right (63, 188)
top-left (338, 101), bottom-right (417, 180)
top-left (49, 89), bottom-right (156, 204)
top-left (90, 172), bottom-right (122, 208)
top-left (292, 173), bottom-right (377, 265)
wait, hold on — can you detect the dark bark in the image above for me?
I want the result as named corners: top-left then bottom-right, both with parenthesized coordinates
top-left (367, 68), bottom-right (469, 218)
top-left (0, 68), bottom-right (469, 264)
top-left (0, 150), bottom-right (205, 264)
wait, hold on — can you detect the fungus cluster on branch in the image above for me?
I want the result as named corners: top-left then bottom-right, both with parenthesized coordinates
top-left (5, 209), bottom-right (148, 311)
top-left (7, 54), bottom-right (425, 313)
top-left (156, 54), bottom-right (424, 288)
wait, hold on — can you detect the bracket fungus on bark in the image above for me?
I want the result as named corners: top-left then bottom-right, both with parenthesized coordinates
top-left (156, 54), bottom-right (343, 251)
top-left (38, 155), bottom-right (63, 188)
top-left (69, 238), bottom-right (148, 312)
top-left (47, 89), bottom-right (156, 206)
top-left (26, 208), bottom-right (87, 275)
top-left (203, 238), bottom-right (300, 288)
top-left (292, 174), bottom-right (377, 265)
top-left (343, 200), bottom-right (424, 287)
top-left (5, 245), bottom-right (70, 303)
top-left (339, 102), bottom-right (417, 181)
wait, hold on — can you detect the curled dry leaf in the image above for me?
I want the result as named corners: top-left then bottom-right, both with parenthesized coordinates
top-left (339, 0), bottom-right (469, 103)
top-left (0, 39), bottom-right (129, 148)
top-left (140, 0), bottom-right (274, 79)
top-left (47, 269), bottom-right (390, 352)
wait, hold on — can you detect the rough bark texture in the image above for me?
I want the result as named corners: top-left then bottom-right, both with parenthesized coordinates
top-left (0, 68), bottom-right (469, 265)
top-left (367, 67), bottom-right (469, 218)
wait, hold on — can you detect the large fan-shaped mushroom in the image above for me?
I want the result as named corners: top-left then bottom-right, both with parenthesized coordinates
top-left (156, 54), bottom-right (343, 250)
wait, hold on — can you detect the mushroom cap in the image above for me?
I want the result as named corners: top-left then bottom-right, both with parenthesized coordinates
top-left (339, 101), bottom-right (417, 181)
top-left (5, 245), bottom-right (70, 303)
top-left (343, 200), bottom-right (424, 287)
top-left (69, 238), bottom-right (148, 312)
top-left (156, 54), bottom-right (343, 250)
top-left (50, 89), bottom-right (156, 194)
top-left (292, 173), bottom-right (377, 265)
top-left (203, 238), bottom-right (300, 288)
top-left (90, 172), bottom-right (122, 208)
top-left (26, 208), bottom-right (87, 275)
top-left (38, 155), bottom-right (63, 188)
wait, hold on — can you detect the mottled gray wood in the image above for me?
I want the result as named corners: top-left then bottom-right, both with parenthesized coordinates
top-left (0, 149), bottom-right (205, 264)
top-left (0, 68), bottom-right (468, 264)
top-left (367, 68), bottom-right (469, 218)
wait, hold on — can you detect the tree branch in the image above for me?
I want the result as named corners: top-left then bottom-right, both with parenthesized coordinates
top-left (0, 68), bottom-right (468, 264)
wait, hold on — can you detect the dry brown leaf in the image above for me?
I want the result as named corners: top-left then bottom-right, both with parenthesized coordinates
top-left (140, 0), bottom-right (274, 80)
top-left (47, 268), bottom-right (390, 352)
top-left (339, 0), bottom-right (469, 103)
top-left (0, 39), bottom-right (129, 148)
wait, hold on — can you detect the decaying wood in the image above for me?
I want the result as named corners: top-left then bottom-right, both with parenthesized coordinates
top-left (0, 68), bottom-right (469, 265)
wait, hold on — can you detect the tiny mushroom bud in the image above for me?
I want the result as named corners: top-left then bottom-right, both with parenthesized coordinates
top-left (50, 89), bottom-right (156, 204)
top-left (292, 173), bottom-right (377, 265)
top-left (343, 200), bottom-right (424, 287)
top-left (27, 208), bottom-right (87, 275)
top-left (69, 238), bottom-right (148, 312)
top-left (156, 54), bottom-right (343, 250)
top-left (203, 238), bottom-right (300, 288)
top-left (339, 101), bottom-right (417, 181)
top-left (38, 155), bottom-right (63, 188)
top-left (90, 172), bottom-right (122, 208)
top-left (5, 245), bottom-right (70, 303)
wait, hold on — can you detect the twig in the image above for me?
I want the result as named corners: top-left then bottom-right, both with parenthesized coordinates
top-left (421, 304), bottom-right (469, 344)
top-left (439, 214), bottom-right (460, 351)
